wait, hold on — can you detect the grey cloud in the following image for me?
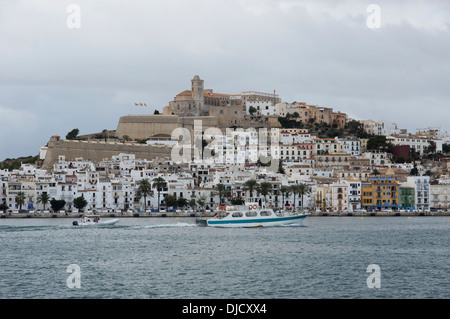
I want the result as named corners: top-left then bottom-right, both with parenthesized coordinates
top-left (0, 0), bottom-right (449, 159)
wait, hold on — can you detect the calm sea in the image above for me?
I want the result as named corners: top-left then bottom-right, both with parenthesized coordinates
top-left (0, 216), bottom-right (449, 299)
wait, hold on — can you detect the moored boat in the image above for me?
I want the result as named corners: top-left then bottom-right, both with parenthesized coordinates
top-left (196, 205), bottom-right (308, 228)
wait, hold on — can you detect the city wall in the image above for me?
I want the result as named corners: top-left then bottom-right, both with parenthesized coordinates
top-left (115, 114), bottom-right (219, 140)
top-left (42, 139), bottom-right (172, 170)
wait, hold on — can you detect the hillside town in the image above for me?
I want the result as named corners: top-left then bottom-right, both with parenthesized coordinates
top-left (1, 76), bottom-right (450, 216)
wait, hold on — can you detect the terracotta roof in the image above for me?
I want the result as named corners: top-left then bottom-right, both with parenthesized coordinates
top-left (176, 90), bottom-right (192, 96)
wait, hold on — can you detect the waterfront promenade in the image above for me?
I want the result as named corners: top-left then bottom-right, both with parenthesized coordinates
top-left (1, 210), bottom-right (449, 218)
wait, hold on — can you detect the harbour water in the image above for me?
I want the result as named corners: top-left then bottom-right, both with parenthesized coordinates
top-left (0, 216), bottom-right (449, 299)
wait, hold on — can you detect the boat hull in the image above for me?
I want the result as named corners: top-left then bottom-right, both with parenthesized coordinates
top-left (76, 218), bottom-right (120, 226)
top-left (202, 214), bottom-right (307, 228)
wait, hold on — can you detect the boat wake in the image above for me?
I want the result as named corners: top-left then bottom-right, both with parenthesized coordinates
top-left (0, 224), bottom-right (72, 232)
top-left (136, 223), bottom-right (198, 229)
top-left (108, 222), bottom-right (198, 230)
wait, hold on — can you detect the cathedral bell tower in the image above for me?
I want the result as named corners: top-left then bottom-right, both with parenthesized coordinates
top-left (191, 75), bottom-right (204, 115)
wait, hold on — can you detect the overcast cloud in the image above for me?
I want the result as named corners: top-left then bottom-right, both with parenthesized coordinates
top-left (0, 0), bottom-right (449, 160)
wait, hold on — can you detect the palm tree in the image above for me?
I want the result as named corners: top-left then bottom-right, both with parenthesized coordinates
top-left (215, 184), bottom-right (227, 205)
top-left (152, 177), bottom-right (167, 212)
top-left (134, 190), bottom-right (142, 211)
top-left (371, 169), bottom-right (380, 176)
top-left (37, 193), bottom-right (50, 210)
top-left (257, 182), bottom-right (272, 208)
top-left (16, 191), bottom-right (26, 211)
top-left (290, 185), bottom-right (301, 210)
top-left (243, 179), bottom-right (258, 201)
top-left (196, 194), bottom-right (207, 215)
top-left (137, 178), bottom-right (153, 213)
top-left (297, 183), bottom-right (311, 211)
top-left (280, 186), bottom-right (291, 209)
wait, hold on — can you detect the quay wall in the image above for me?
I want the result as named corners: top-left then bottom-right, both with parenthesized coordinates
top-left (2, 211), bottom-right (449, 219)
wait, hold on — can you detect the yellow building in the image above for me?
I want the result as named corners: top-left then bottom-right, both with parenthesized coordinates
top-left (362, 177), bottom-right (400, 210)
top-left (361, 181), bottom-right (373, 209)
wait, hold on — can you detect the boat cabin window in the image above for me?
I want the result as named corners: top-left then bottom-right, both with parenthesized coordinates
top-left (245, 211), bottom-right (257, 217)
top-left (260, 211), bottom-right (272, 216)
top-left (232, 212), bottom-right (243, 218)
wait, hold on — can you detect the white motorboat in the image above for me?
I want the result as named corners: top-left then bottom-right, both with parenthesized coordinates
top-left (196, 206), bottom-right (308, 228)
top-left (72, 214), bottom-right (119, 227)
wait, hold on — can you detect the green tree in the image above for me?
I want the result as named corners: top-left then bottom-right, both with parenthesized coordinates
top-left (214, 184), bottom-right (227, 205)
top-left (410, 162), bottom-right (419, 176)
top-left (371, 169), bottom-right (381, 176)
top-left (443, 143), bottom-right (450, 153)
top-left (176, 197), bottom-right (188, 209)
top-left (50, 199), bottom-right (66, 212)
top-left (248, 106), bottom-right (257, 116)
top-left (73, 196), bottom-right (88, 212)
top-left (424, 141), bottom-right (436, 154)
top-left (297, 183), bottom-right (311, 211)
top-left (280, 186), bottom-right (291, 209)
top-left (395, 156), bottom-right (406, 164)
top-left (230, 197), bottom-right (245, 205)
top-left (188, 199), bottom-right (196, 211)
top-left (196, 194), bottom-right (207, 214)
top-left (66, 128), bottom-right (79, 140)
top-left (257, 182), bottom-right (272, 208)
top-left (15, 191), bottom-right (26, 210)
top-left (164, 194), bottom-right (177, 209)
top-left (0, 203), bottom-right (8, 214)
top-left (137, 178), bottom-right (154, 213)
top-left (367, 135), bottom-right (392, 151)
top-left (152, 177), bottom-right (167, 212)
top-left (277, 160), bottom-right (285, 174)
top-left (290, 185), bottom-right (300, 210)
top-left (37, 193), bottom-right (50, 210)
top-left (243, 179), bottom-right (258, 198)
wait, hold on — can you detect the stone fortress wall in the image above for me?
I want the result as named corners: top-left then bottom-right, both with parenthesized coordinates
top-left (42, 138), bottom-right (173, 170)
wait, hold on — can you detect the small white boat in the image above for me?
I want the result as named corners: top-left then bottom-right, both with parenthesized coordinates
top-left (73, 214), bottom-right (119, 227)
top-left (197, 206), bottom-right (308, 228)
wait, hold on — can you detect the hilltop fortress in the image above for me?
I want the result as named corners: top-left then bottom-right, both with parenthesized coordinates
top-left (42, 75), bottom-right (281, 169)
top-left (115, 75), bottom-right (281, 140)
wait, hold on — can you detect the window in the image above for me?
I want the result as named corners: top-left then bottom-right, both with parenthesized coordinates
top-left (260, 211), bottom-right (271, 216)
top-left (232, 212), bottom-right (243, 217)
top-left (245, 211), bottom-right (257, 217)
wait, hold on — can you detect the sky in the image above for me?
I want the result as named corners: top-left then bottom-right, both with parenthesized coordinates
top-left (0, 0), bottom-right (449, 160)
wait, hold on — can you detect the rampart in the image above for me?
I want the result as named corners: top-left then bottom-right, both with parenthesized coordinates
top-left (42, 139), bottom-right (172, 170)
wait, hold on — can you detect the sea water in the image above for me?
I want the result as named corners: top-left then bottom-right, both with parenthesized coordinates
top-left (0, 216), bottom-right (449, 299)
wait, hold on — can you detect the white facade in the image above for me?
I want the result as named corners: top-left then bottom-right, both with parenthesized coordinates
top-left (388, 135), bottom-right (443, 155)
top-left (429, 184), bottom-right (450, 210)
top-left (246, 100), bottom-right (276, 116)
top-left (338, 139), bottom-right (361, 156)
top-left (362, 151), bottom-right (389, 166)
top-left (404, 176), bottom-right (430, 211)
top-left (345, 180), bottom-right (361, 211)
